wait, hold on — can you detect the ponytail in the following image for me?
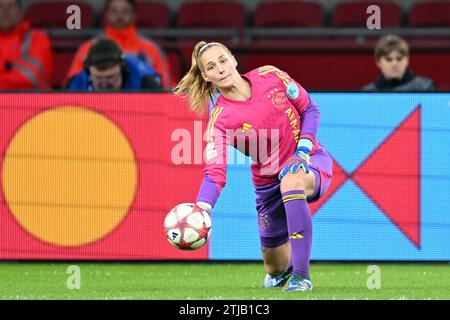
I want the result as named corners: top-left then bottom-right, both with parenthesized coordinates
top-left (173, 41), bottom-right (222, 115)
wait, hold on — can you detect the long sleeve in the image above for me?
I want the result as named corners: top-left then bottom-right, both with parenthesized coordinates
top-left (65, 41), bottom-right (92, 85)
top-left (196, 106), bottom-right (228, 208)
top-left (0, 29), bottom-right (52, 89)
top-left (276, 68), bottom-right (321, 153)
top-left (287, 80), bottom-right (320, 147)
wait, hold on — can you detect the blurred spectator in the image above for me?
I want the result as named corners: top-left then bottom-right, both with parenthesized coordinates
top-left (0, 0), bottom-right (52, 89)
top-left (66, 0), bottom-right (170, 88)
top-left (66, 39), bottom-right (162, 91)
top-left (362, 35), bottom-right (435, 91)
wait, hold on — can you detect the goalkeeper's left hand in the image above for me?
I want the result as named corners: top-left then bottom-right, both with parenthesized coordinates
top-left (278, 145), bottom-right (311, 181)
top-left (196, 201), bottom-right (212, 215)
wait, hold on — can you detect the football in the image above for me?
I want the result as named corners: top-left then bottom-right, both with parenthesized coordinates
top-left (164, 203), bottom-right (212, 250)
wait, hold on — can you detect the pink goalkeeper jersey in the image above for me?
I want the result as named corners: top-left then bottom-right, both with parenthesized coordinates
top-left (197, 65), bottom-right (323, 207)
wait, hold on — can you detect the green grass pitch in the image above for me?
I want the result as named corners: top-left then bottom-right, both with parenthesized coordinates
top-left (0, 262), bottom-right (449, 300)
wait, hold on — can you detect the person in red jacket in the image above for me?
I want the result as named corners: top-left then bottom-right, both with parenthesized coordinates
top-left (66, 0), bottom-right (170, 88)
top-left (0, 0), bottom-right (53, 90)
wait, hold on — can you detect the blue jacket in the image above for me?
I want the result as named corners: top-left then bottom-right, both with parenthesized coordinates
top-left (67, 55), bottom-right (161, 90)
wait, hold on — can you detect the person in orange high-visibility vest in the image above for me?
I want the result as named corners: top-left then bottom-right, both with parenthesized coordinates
top-left (66, 0), bottom-right (170, 89)
top-left (0, 0), bottom-right (53, 90)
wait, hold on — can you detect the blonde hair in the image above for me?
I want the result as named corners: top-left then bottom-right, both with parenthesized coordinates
top-left (173, 41), bottom-right (231, 115)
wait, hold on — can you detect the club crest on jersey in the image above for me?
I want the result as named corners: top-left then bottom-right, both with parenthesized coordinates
top-left (267, 88), bottom-right (286, 108)
top-left (258, 212), bottom-right (269, 230)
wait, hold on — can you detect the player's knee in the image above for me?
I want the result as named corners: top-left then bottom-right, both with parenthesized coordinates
top-left (280, 174), bottom-right (306, 193)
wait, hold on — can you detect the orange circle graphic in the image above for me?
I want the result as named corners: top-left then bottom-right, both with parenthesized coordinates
top-left (2, 106), bottom-right (137, 247)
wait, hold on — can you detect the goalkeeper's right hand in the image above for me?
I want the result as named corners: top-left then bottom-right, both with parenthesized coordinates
top-left (196, 201), bottom-right (212, 215)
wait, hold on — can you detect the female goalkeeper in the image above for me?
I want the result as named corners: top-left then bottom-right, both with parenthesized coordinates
top-left (173, 41), bottom-right (333, 292)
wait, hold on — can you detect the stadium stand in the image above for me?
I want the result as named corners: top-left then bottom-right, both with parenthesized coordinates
top-left (16, 0), bottom-right (450, 90)
top-left (135, 1), bottom-right (171, 28)
top-left (176, 1), bottom-right (246, 29)
top-left (409, 1), bottom-right (450, 27)
top-left (253, 1), bottom-right (323, 27)
top-left (332, 0), bottom-right (402, 27)
top-left (24, 1), bottom-right (94, 28)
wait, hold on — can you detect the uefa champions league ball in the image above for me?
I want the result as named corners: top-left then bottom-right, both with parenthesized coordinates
top-left (164, 203), bottom-right (212, 250)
